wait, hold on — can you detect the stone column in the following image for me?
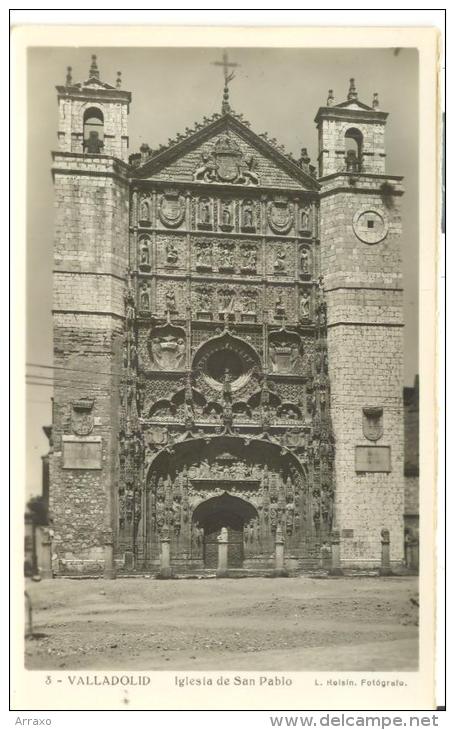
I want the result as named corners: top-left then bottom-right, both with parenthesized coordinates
top-left (158, 526), bottom-right (172, 578)
top-left (329, 530), bottom-right (343, 575)
top-left (273, 524), bottom-right (287, 576)
top-left (103, 528), bottom-right (116, 580)
top-left (37, 527), bottom-right (53, 580)
top-left (216, 527), bottom-right (229, 578)
top-left (379, 529), bottom-right (393, 576)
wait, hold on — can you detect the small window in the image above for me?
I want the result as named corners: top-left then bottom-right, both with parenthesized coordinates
top-left (367, 220), bottom-right (375, 229)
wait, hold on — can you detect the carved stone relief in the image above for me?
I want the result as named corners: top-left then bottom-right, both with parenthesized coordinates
top-left (158, 189), bottom-right (186, 228)
top-left (138, 235), bottom-right (151, 272)
top-left (267, 196), bottom-right (294, 235)
top-left (149, 324), bottom-right (186, 371)
top-left (268, 330), bottom-right (302, 374)
top-left (193, 134), bottom-right (259, 186)
top-left (139, 195), bottom-right (151, 225)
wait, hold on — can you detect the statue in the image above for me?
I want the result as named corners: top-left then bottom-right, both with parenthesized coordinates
top-left (139, 241), bottom-right (150, 267)
top-left (200, 199), bottom-right (211, 225)
top-left (222, 203), bottom-right (231, 226)
top-left (300, 208), bottom-right (310, 231)
top-left (166, 240), bottom-right (179, 265)
top-left (300, 248), bottom-right (310, 274)
top-left (275, 291), bottom-right (285, 317)
top-left (217, 527), bottom-right (228, 542)
top-left (166, 290), bottom-right (176, 312)
top-left (300, 292), bottom-right (310, 320)
top-left (139, 282), bottom-right (151, 310)
top-left (140, 198), bottom-right (150, 222)
top-left (243, 203), bottom-right (253, 228)
top-left (274, 248), bottom-right (286, 273)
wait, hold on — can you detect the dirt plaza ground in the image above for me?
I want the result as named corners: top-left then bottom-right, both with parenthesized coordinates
top-left (24, 575), bottom-right (418, 672)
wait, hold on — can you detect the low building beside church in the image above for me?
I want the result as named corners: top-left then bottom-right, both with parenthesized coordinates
top-left (48, 57), bottom-right (408, 575)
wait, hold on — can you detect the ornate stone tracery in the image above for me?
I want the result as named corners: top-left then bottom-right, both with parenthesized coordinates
top-left (119, 136), bottom-right (333, 571)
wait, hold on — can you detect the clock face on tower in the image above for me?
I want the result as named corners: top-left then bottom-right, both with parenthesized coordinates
top-left (352, 208), bottom-right (389, 244)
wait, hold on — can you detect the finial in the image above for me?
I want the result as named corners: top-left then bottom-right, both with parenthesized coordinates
top-left (372, 92), bottom-right (380, 109)
top-left (300, 147), bottom-right (310, 166)
top-left (89, 54), bottom-right (100, 80)
top-left (66, 66), bottom-right (73, 86)
top-left (222, 83), bottom-right (231, 114)
top-left (347, 78), bottom-right (357, 101)
top-left (327, 89), bottom-right (334, 106)
top-left (116, 71), bottom-right (122, 89)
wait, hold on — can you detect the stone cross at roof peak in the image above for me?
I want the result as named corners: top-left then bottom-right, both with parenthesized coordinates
top-left (212, 50), bottom-right (240, 114)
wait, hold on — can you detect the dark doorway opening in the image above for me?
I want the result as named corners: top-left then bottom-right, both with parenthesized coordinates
top-left (192, 493), bottom-right (258, 568)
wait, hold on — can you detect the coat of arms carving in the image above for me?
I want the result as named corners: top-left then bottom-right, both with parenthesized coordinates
top-left (149, 325), bottom-right (186, 371)
top-left (362, 406), bottom-right (383, 441)
top-left (267, 196), bottom-right (294, 235)
top-left (71, 398), bottom-right (95, 436)
top-left (145, 426), bottom-right (168, 448)
top-left (158, 189), bottom-right (186, 228)
top-left (193, 134), bottom-right (259, 186)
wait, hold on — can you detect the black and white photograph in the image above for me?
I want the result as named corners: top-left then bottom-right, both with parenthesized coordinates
top-left (12, 20), bottom-right (441, 713)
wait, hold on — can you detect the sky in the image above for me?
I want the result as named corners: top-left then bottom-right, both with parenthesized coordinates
top-left (26, 46), bottom-right (419, 497)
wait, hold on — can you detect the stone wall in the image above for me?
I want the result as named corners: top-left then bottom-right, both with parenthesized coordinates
top-left (320, 173), bottom-right (405, 567)
top-left (50, 155), bottom-right (129, 574)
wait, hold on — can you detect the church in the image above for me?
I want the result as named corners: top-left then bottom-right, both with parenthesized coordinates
top-left (49, 54), bottom-right (406, 576)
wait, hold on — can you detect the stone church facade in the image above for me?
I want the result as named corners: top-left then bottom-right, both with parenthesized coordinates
top-left (49, 58), bottom-right (405, 575)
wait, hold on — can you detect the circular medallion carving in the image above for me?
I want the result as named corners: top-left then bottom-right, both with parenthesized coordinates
top-left (192, 332), bottom-right (261, 393)
top-left (352, 208), bottom-right (388, 244)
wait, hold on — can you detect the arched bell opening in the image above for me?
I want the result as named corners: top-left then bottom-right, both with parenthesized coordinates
top-left (192, 493), bottom-right (258, 568)
top-left (83, 106), bottom-right (104, 154)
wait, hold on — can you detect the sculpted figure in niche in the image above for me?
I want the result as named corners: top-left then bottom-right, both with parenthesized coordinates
top-left (274, 247), bottom-right (286, 273)
top-left (200, 199), bottom-right (211, 225)
top-left (247, 247), bottom-right (257, 270)
top-left (300, 292), bottom-right (310, 320)
top-left (198, 288), bottom-right (211, 311)
top-left (139, 240), bottom-right (150, 267)
top-left (139, 282), bottom-right (151, 310)
top-left (300, 248), bottom-right (310, 274)
top-left (222, 203), bottom-right (232, 226)
top-left (165, 290), bottom-right (177, 312)
top-left (275, 290), bottom-right (286, 316)
top-left (300, 208), bottom-right (310, 231)
top-left (166, 240), bottom-right (179, 265)
top-left (243, 202), bottom-right (254, 228)
top-left (221, 289), bottom-right (235, 312)
top-left (140, 198), bottom-right (150, 222)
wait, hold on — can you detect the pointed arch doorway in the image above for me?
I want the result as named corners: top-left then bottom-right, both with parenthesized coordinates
top-left (192, 493), bottom-right (258, 569)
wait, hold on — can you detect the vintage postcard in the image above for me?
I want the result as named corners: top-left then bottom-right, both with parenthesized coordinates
top-left (11, 22), bottom-right (441, 712)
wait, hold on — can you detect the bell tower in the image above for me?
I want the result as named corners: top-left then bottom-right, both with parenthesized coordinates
top-left (56, 55), bottom-right (130, 160)
top-left (50, 57), bottom-right (131, 576)
top-left (315, 80), bottom-right (405, 569)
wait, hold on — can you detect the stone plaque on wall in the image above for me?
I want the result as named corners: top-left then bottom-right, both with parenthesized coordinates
top-left (355, 446), bottom-right (391, 473)
top-left (62, 436), bottom-right (102, 470)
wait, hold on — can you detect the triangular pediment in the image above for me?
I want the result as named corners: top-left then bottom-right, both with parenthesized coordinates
top-left (132, 114), bottom-right (319, 191)
top-left (334, 99), bottom-right (374, 111)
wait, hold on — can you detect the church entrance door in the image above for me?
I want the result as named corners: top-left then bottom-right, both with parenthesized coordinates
top-left (192, 493), bottom-right (257, 569)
